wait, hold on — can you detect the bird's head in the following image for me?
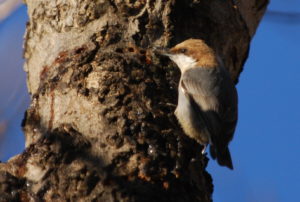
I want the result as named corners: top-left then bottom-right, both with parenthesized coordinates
top-left (162, 39), bottom-right (219, 73)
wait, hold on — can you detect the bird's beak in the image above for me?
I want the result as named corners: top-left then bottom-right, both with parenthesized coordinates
top-left (153, 47), bottom-right (172, 57)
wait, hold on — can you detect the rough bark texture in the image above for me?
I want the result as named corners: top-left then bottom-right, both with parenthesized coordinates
top-left (0, 0), bottom-right (268, 201)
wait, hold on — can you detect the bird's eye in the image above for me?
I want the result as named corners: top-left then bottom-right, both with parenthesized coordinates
top-left (179, 48), bottom-right (187, 54)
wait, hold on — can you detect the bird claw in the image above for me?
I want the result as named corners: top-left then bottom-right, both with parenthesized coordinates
top-left (164, 102), bottom-right (177, 107)
top-left (201, 145), bottom-right (207, 154)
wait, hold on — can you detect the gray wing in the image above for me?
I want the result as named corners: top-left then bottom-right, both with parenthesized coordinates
top-left (181, 68), bottom-right (220, 111)
top-left (181, 67), bottom-right (222, 137)
top-left (181, 67), bottom-right (237, 137)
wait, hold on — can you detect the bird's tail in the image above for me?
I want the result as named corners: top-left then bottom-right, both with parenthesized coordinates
top-left (210, 145), bottom-right (233, 170)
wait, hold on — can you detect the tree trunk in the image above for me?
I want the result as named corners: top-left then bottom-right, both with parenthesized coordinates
top-left (0, 0), bottom-right (268, 201)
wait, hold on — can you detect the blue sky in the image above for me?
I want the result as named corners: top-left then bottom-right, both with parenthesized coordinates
top-left (0, 1), bottom-right (299, 202)
top-left (208, 1), bottom-right (300, 202)
top-left (0, 5), bottom-right (28, 161)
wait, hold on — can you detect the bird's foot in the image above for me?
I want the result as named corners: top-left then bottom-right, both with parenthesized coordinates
top-left (201, 144), bottom-right (207, 154)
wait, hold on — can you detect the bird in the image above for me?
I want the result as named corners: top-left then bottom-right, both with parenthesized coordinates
top-left (161, 39), bottom-right (238, 169)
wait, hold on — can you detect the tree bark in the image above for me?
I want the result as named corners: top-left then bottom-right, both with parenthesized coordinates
top-left (0, 0), bottom-right (268, 201)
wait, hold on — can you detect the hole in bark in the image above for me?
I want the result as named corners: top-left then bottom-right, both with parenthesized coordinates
top-left (115, 48), bottom-right (123, 53)
top-left (75, 47), bottom-right (85, 54)
top-left (128, 47), bottom-right (134, 52)
top-left (139, 49), bottom-right (146, 55)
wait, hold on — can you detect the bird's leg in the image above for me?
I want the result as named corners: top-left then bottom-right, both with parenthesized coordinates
top-left (164, 102), bottom-right (177, 107)
top-left (201, 144), bottom-right (207, 154)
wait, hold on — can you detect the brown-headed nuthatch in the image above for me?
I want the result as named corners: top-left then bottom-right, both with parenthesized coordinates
top-left (162, 39), bottom-right (238, 169)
